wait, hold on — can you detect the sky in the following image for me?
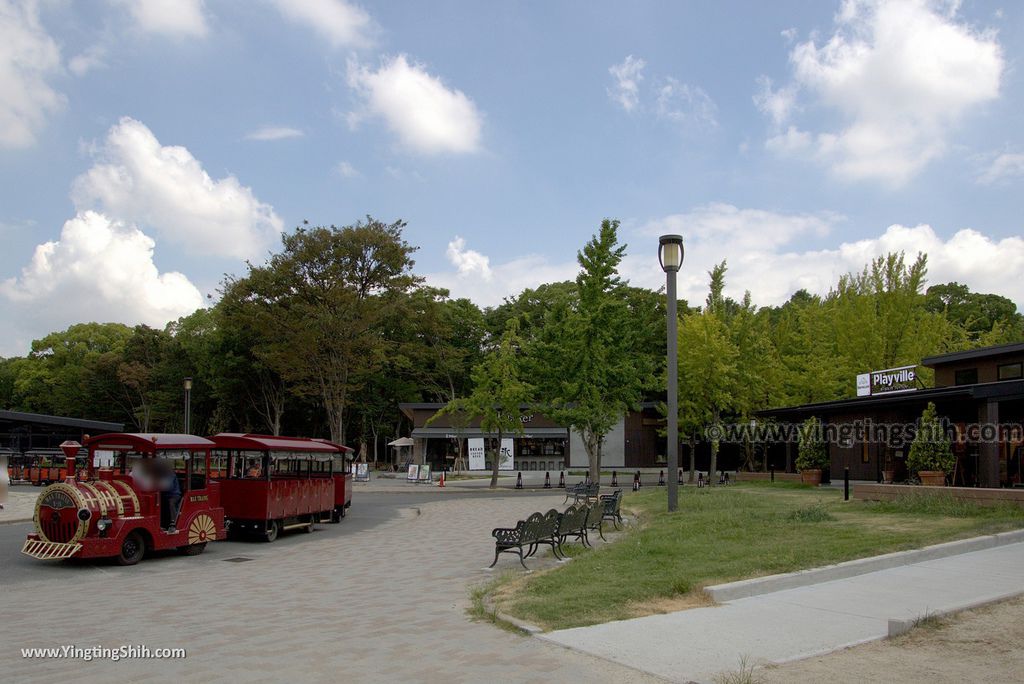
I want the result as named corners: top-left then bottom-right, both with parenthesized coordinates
top-left (0, 0), bottom-right (1022, 357)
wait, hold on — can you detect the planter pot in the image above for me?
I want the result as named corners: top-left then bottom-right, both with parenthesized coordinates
top-left (800, 469), bottom-right (823, 486)
top-left (882, 470), bottom-right (895, 484)
top-left (918, 470), bottom-right (947, 487)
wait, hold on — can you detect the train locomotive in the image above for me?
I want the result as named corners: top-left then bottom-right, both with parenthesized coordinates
top-left (21, 434), bottom-right (226, 565)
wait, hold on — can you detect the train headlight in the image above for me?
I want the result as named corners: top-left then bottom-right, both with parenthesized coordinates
top-left (96, 516), bottom-right (111, 532)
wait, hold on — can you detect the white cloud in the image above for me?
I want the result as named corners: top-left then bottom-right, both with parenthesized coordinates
top-left (608, 55), bottom-right (645, 112)
top-left (72, 117), bottom-right (283, 260)
top-left (427, 205), bottom-right (1024, 314)
top-left (428, 240), bottom-right (577, 307)
top-left (655, 77), bottom-right (717, 129)
top-left (267, 0), bottom-right (373, 48)
top-left (347, 55), bottom-right (483, 155)
top-left (0, 0), bottom-right (65, 148)
top-left (753, 75), bottom-right (797, 128)
top-left (759, 0), bottom-right (1003, 184)
top-left (336, 160), bottom-right (359, 178)
top-left (635, 206), bottom-right (1024, 307)
top-left (977, 152), bottom-right (1024, 185)
top-left (114, 0), bottom-right (209, 38)
top-left (445, 237), bottom-right (492, 282)
top-left (68, 44), bottom-right (107, 77)
top-left (0, 210), bottom-right (204, 353)
top-left (246, 126), bottom-right (304, 141)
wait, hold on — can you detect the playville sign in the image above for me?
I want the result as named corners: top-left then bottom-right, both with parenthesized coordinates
top-left (857, 365), bottom-right (918, 397)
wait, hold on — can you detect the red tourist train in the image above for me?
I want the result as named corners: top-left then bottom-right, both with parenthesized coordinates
top-left (210, 433), bottom-right (353, 542)
top-left (7, 449), bottom-right (78, 486)
top-left (21, 432), bottom-right (354, 565)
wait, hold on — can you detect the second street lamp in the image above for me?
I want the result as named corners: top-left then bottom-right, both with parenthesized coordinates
top-left (183, 377), bottom-right (193, 435)
top-left (659, 234), bottom-right (684, 512)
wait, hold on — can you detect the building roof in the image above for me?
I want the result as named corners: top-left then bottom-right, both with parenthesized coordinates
top-left (758, 379), bottom-right (1024, 420)
top-left (0, 410), bottom-right (123, 432)
top-left (921, 342), bottom-right (1024, 367)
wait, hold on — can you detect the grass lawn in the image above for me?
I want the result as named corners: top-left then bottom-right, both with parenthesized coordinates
top-left (490, 482), bottom-right (1024, 631)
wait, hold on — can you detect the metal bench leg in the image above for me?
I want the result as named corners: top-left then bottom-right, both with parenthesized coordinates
top-left (489, 548), bottom-right (501, 568)
top-left (598, 522), bottom-right (606, 542)
top-left (517, 546), bottom-right (529, 570)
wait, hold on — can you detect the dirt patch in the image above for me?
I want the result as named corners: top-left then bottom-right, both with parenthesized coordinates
top-left (622, 591), bottom-right (715, 618)
top-left (760, 595), bottom-right (1024, 683)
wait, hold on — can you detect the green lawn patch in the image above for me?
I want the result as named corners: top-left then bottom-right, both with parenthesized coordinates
top-left (491, 483), bottom-right (1024, 631)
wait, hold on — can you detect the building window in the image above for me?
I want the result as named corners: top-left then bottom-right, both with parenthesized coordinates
top-left (998, 362), bottom-right (1023, 381)
top-left (954, 368), bottom-right (978, 385)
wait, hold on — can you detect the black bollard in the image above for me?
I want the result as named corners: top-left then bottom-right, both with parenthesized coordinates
top-left (515, 472), bottom-right (523, 489)
top-left (559, 471), bottom-right (565, 488)
top-left (611, 470), bottom-right (618, 487)
top-left (678, 468), bottom-right (684, 485)
top-left (658, 470), bottom-right (665, 486)
top-left (544, 471), bottom-right (551, 489)
top-left (844, 467), bottom-right (850, 501)
top-left (770, 466), bottom-right (775, 483)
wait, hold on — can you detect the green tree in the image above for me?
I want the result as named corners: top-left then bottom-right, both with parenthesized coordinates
top-left (907, 402), bottom-right (955, 476)
top-left (220, 218), bottom-right (422, 443)
top-left (431, 319), bottom-right (534, 488)
top-left (533, 220), bottom-right (656, 482)
top-left (795, 416), bottom-right (829, 471)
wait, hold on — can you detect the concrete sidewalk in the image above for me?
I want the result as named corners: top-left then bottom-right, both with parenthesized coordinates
top-left (540, 541), bottom-right (1024, 684)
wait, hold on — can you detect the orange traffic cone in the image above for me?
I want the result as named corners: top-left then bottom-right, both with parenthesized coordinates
top-left (438, 470), bottom-right (445, 487)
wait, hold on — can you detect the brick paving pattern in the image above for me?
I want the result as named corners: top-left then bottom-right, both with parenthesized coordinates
top-left (2, 493), bottom-right (658, 683)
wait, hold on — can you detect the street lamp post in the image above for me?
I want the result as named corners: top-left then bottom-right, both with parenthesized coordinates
top-left (183, 377), bottom-right (193, 434)
top-left (659, 235), bottom-right (684, 512)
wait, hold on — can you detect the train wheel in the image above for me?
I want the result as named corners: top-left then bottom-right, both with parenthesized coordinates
top-left (116, 531), bottom-right (145, 566)
top-left (302, 518), bottom-right (314, 533)
top-left (330, 509), bottom-right (341, 524)
top-left (179, 542), bottom-right (207, 556)
top-left (263, 520), bottom-right (279, 543)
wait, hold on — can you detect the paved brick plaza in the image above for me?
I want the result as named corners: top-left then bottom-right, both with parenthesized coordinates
top-left (2, 492), bottom-right (658, 683)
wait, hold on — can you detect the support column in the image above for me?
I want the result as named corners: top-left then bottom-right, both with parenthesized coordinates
top-left (979, 400), bottom-right (1000, 488)
top-left (785, 440), bottom-right (793, 473)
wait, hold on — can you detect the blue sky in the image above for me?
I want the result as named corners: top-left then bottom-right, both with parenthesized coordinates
top-left (1, 0), bottom-right (1022, 356)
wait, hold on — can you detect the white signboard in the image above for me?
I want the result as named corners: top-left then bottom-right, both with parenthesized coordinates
top-left (407, 464), bottom-right (419, 481)
top-left (354, 463), bottom-right (369, 481)
top-left (857, 365), bottom-right (917, 397)
top-left (856, 373), bottom-right (871, 397)
top-left (419, 465), bottom-right (432, 482)
top-left (468, 438), bottom-right (485, 471)
top-left (93, 450), bottom-right (115, 468)
top-left (499, 438), bottom-right (514, 471)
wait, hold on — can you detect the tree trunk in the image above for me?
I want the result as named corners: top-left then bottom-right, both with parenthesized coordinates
top-left (688, 437), bottom-right (696, 483)
top-left (588, 432), bottom-right (604, 484)
top-left (489, 432), bottom-right (502, 489)
top-left (709, 410), bottom-right (721, 484)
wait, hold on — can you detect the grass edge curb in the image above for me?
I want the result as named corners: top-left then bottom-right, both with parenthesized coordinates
top-left (706, 528), bottom-right (1024, 603)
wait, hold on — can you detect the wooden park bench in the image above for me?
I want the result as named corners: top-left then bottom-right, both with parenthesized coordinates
top-left (562, 482), bottom-right (600, 505)
top-left (600, 488), bottom-right (624, 530)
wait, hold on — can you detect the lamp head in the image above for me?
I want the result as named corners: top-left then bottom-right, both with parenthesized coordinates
top-left (183, 377), bottom-right (193, 391)
top-left (658, 235), bottom-right (684, 273)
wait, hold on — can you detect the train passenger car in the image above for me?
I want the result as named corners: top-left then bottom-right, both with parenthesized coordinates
top-left (22, 434), bottom-right (227, 565)
top-left (24, 449), bottom-right (73, 486)
top-left (211, 434), bottom-right (349, 541)
top-left (314, 438), bottom-right (355, 521)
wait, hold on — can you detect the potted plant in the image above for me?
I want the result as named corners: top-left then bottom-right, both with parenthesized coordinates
top-left (907, 402), bottom-right (954, 486)
top-left (796, 416), bottom-right (829, 486)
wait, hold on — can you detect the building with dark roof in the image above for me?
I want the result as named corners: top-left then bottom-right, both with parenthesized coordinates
top-left (759, 342), bottom-right (1024, 487)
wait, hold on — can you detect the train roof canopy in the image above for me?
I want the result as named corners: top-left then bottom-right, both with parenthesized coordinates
top-left (85, 433), bottom-right (216, 451)
top-left (210, 433), bottom-right (349, 454)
